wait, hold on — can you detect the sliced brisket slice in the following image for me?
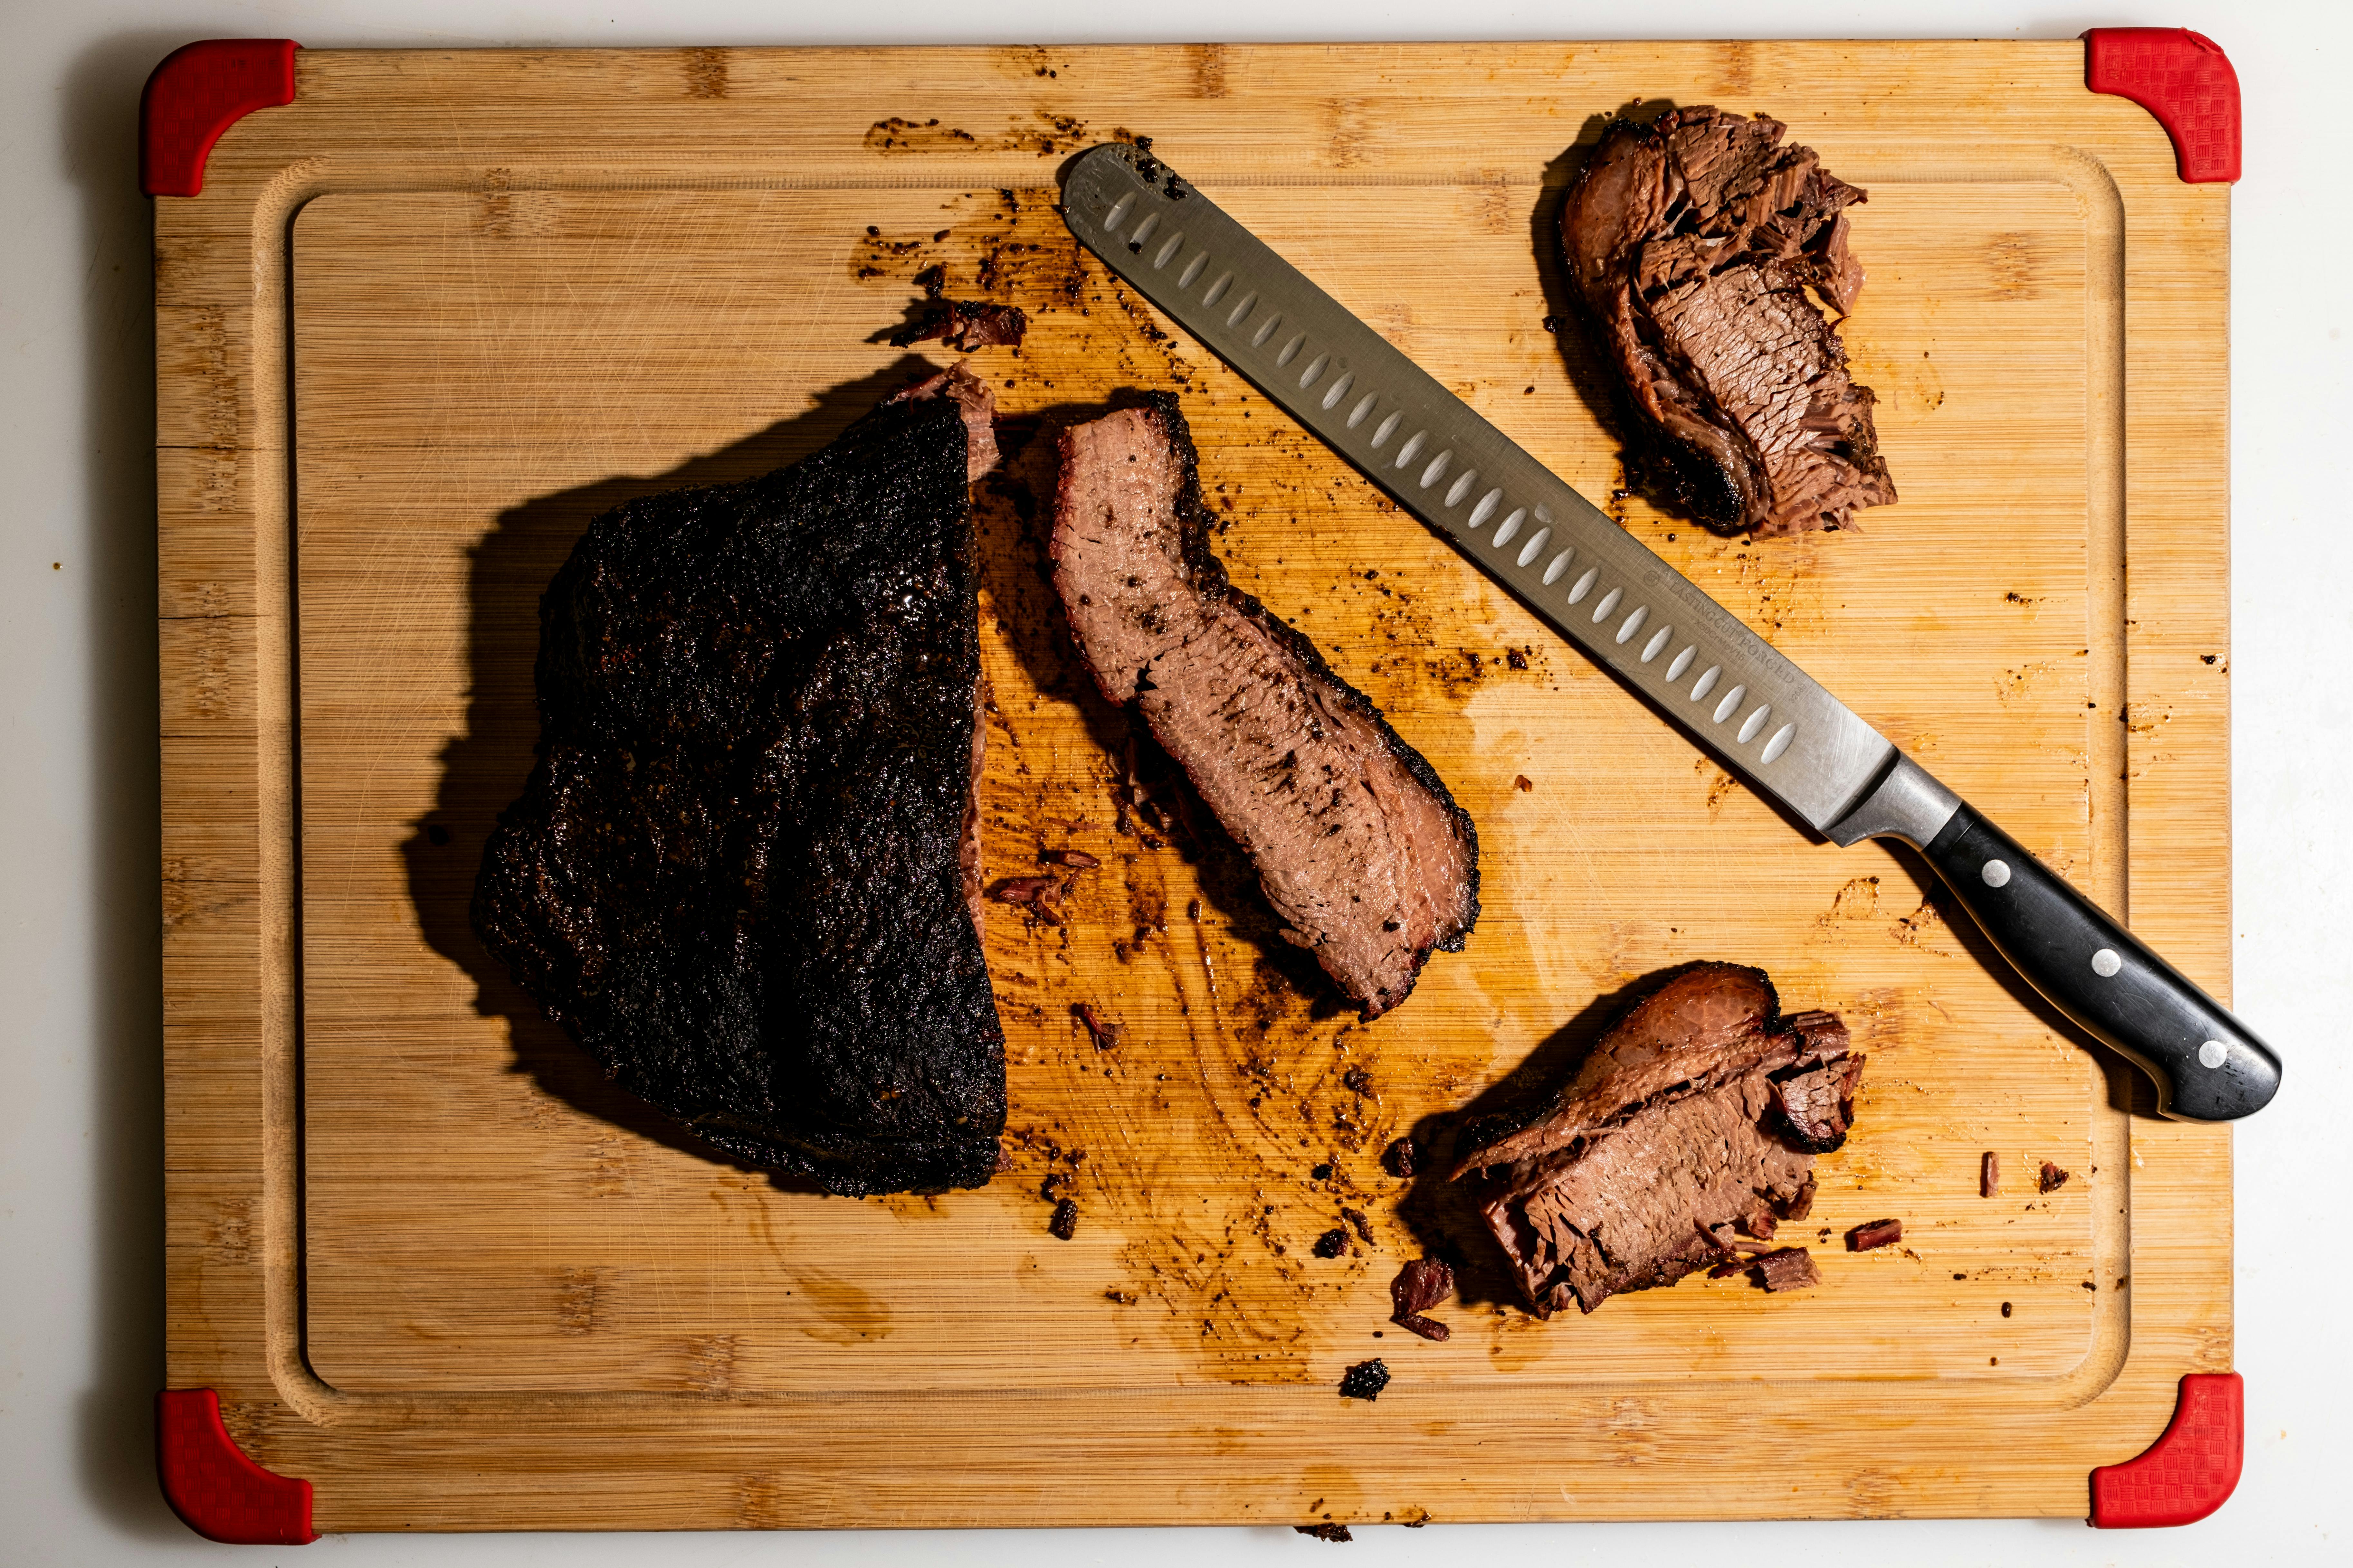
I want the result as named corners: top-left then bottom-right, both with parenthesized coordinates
top-left (1561, 106), bottom-right (1895, 537)
top-left (1049, 395), bottom-right (1479, 1019)
top-left (473, 364), bottom-right (1006, 1196)
top-left (1453, 963), bottom-right (1863, 1314)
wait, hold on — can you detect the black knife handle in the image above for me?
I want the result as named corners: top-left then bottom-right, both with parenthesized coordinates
top-left (1921, 804), bottom-right (2280, 1121)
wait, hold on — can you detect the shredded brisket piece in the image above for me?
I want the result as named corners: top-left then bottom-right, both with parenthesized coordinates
top-left (1313, 1227), bottom-right (1350, 1259)
top-left (889, 298), bottom-right (1029, 351)
top-left (1981, 1150), bottom-right (2001, 1198)
top-left (1784, 1173), bottom-right (1816, 1221)
top-left (1847, 1218), bottom-right (1902, 1251)
top-left (1390, 1257), bottom-right (1454, 1340)
top-left (2039, 1161), bottom-right (2071, 1194)
top-left (1384, 1136), bottom-right (1420, 1178)
top-left (1452, 963), bottom-right (1863, 1314)
top-left (1050, 396), bottom-right (1479, 1017)
top-left (1048, 1198), bottom-right (1079, 1239)
top-left (1560, 107), bottom-right (1895, 536)
top-left (472, 366), bottom-right (1005, 1196)
top-left (1342, 1206), bottom-right (1375, 1247)
top-left (1338, 1359), bottom-right (1391, 1401)
top-left (1752, 1247), bottom-right (1821, 1291)
top-left (1046, 848), bottom-right (1101, 869)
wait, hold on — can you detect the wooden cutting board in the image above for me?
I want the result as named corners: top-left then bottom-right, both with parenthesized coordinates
top-left (157, 40), bottom-right (2236, 1533)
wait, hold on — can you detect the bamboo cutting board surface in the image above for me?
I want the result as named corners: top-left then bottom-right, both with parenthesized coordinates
top-left (160, 42), bottom-right (2234, 1531)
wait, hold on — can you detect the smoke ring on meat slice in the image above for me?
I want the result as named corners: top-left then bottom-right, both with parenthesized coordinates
top-left (473, 364), bottom-right (1007, 1196)
top-left (1048, 394), bottom-right (1479, 1018)
top-left (1560, 106), bottom-right (1896, 537)
top-left (1452, 963), bottom-right (1863, 1315)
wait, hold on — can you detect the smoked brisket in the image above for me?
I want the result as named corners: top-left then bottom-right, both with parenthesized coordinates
top-left (473, 365), bottom-right (1006, 1196)
top-left (1049, 396), bottom-right (1479, 1018)
top-left (1454, 963), bottom-right (1862, 1314)
top-left (1561, 107), bottom-right (1896, 536)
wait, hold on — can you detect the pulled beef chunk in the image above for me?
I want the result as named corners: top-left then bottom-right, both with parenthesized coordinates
top-left (890, 298), bottom-right (1028, 351)
top-left (1050, 396), bottom-right (1479, 1017)
top-left (2039, 1161), bottom-right (2070, 1194)
top-left (1391, 1257), bottom-right (1455, 1341)
top-left (1847, 1218), bottom-right (1902, 1251)
top-left (1452, 963), bottom-right (1863, 1315)
top-left (1981, 1149), bottom-right (2001, 1198)
top-left (1560, 107), bottom-right (1895, 537)
top-left (1769, 1020), bottom-right (1865, 1151)
top-left (1753, 1247), bottom-right (1821, 1291)
top-left (473, 365), bottom-right (1005, 1196)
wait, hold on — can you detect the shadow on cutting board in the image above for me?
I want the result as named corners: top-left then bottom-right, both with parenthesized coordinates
top-left (65, 27), bottom-right (216, 1541)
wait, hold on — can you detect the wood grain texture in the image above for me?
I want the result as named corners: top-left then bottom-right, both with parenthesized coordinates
top-left (157, 41), bottom-right (2233, 1530)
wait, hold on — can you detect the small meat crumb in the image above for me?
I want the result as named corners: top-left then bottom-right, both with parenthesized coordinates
top-left (1341, 1206), bottom-right (1374, 1246)
top-left (1382, 1136), bottom-right (1418, 1178)
top-left (2001, 1301), bottom-right (2013, 1318)
top-left (1782, 1174), bottom-right (1816, 1221)
top-left (986, 875), bottom-right (1061, 909)
top-left (1847, 1218), bottom-right (1902, 1252)
top-left (1048, 1198), bottom-right (1078, 1240)
top-left (1072, 1002), bottom-right (1118, 1050)
top-left (1295, 1524), bottom-right (1353, 1542)
top-left (1981, 1150), bottom-right (2001, 1198)
top-left (1753, 1248), bottom-right (1821, 1291)
top-left (1340, 1065), bottom-right (1373, 1096)
top-left (888, 298), bottom-right (1028, 351)
top-left (1513, 774), bottom-right (1533, 791)
top-left (1506, 648), bottom-right (1528, 670)
top-left (1310, 1161), bottom-right (1334, 1182)
top-left (1338, 1358), bottom-right (1390, 1401)
top-left (1312, 1228), bottom-right (1349, 1259)
top-left (2039, 1161), bottom-right (2071, 1194)
top-left (1046, 848), bottom-right (1101, 868)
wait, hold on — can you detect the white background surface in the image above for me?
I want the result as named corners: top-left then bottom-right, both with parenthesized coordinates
top-left (4, 1), bottom-right (2347, 1563)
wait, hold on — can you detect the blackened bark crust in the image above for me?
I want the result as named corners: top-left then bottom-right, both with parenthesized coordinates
top-left (472, 385), bottom-right (1006, 1196)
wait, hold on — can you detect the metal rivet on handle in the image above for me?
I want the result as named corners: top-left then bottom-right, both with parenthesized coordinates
top-left (1981, 859), bottom-right (2011, 888)
top-left (2091, 948), bottom-right (2122, 978)
top-left (2198, 1040), bottom-right (2227, 1069)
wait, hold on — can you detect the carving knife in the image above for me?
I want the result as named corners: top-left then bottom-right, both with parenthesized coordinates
top-left (1060, 141), bottom-right (2279, 1121)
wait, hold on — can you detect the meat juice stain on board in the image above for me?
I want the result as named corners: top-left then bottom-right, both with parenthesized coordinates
top-left (845, 175), bottom-right (1538, 1379)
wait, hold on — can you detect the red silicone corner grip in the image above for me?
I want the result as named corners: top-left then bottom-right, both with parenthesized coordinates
top-left (2090, 1372), bottom-right (2244, 1528)
top-left (2084, 28), bottom-right (2242, 184)
top-left (139, 39), bottom-right (299, 198)
top-left (156, 1389), bottom-right (318, 1545)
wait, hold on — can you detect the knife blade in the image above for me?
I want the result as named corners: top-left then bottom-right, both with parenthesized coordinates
top-left (1061, 141), bottom-right (2280, 1122)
